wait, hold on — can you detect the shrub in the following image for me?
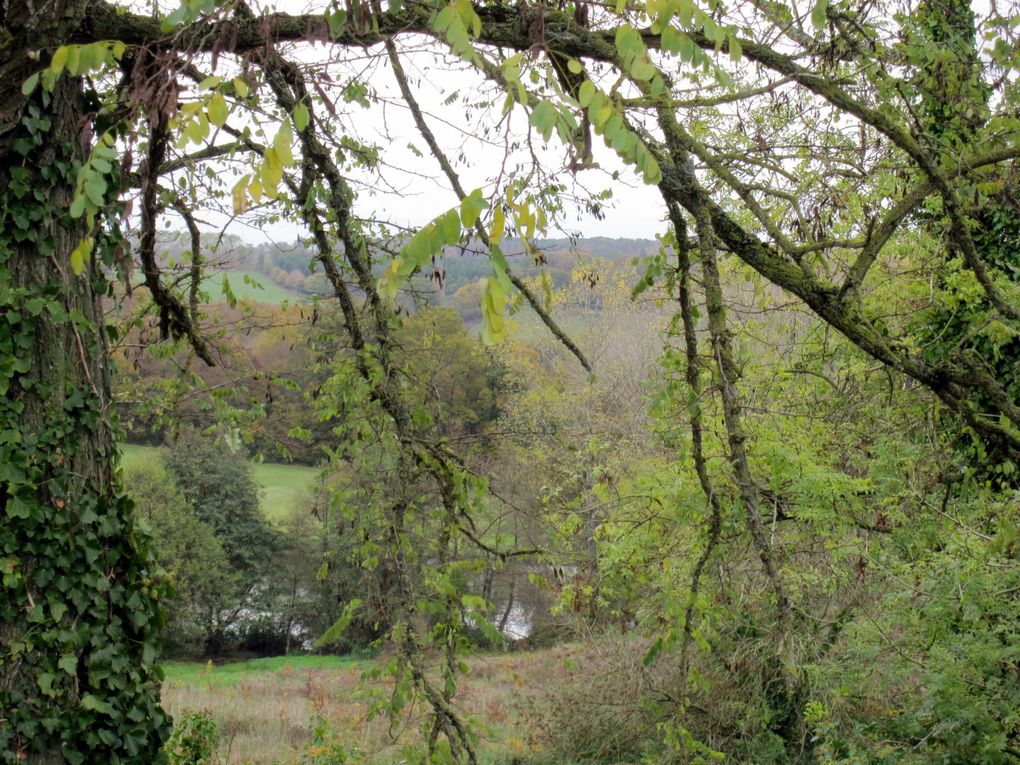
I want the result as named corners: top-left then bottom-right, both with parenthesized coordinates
top-left (515, 635), bottom-right (675, 764)
top-left (164, 711), bottom-right (219, 765)
top-left (300, 716), bottom-right (359, 765)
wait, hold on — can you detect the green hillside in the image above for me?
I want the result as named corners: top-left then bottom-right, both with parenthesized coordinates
top-left (202, 271), bottom-right (303, 305)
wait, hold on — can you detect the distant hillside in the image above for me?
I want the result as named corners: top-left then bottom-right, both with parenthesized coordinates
top-left (148, 231), bottom-right (659, 308)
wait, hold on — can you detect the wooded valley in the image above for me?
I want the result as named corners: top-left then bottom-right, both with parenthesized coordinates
top-left (1, 0), bottom-right (1018, 763)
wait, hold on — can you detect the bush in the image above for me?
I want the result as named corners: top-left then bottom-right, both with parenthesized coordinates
top-left (515, 636), bottom-right (676, 764)
top-left (164, 711), bottom-right (219, 765)
top-left (300, 716), bottom-right (359, 764)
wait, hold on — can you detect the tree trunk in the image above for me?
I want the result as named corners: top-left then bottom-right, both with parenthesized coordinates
top-left (0, 5), bottom-right (170, 760)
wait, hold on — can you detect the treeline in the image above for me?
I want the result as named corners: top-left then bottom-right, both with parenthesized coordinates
top-left (147, 230), bottom-right (657, 319)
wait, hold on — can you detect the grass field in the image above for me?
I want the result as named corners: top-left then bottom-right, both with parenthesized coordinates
top-left (203, 271), bottom-right (304, 305)
top-left (163, 655), bottom-right (361, 688)
top-left (121, 444), bottom-right (320, 522)
top-left (161, 648), bottom-right (577, 764)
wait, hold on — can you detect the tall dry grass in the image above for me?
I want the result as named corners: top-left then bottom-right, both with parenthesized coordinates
top-left (160, 649), bottom-right (583, 764)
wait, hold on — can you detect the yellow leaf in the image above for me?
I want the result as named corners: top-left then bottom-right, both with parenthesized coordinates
top-left (50, 46), bottom-right (70, 74)
top-left (232, 175), bottom-right (250, 214)
top-left (233, 77), bottom-right (249, 98)
top-left (480, 275), bottom-right (509, 344)
top-left (261, 148), bottom-right (283, 195)
top-left (489, 205), bottom-right (505, 245)
top-left (70, 236), bottom-right (92, 276)
top-left (273, 121), bottom-right (294, 167)
top-left (207, 92), bottom-right (229, 127)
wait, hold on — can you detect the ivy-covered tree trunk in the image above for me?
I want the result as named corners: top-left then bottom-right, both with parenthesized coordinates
top-left (1, 2), bottom-right (170, 762)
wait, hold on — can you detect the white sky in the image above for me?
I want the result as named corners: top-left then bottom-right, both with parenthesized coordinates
top-left (160, 0), bottom-right (671, 245)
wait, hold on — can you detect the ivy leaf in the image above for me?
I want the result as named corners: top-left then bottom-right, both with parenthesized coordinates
top-left (84, 176), bottom-right (106, 207)
top-left (58, 653), bottom-right (77, 675)
top-left (38, 672), bottom-right (57, 696)
top-left (81, 693), bottom-right (116, 716)
top-left (6, 496), bottom-right (31, 519)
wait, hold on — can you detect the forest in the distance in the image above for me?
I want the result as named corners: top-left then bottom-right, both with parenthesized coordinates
top-left (2, 0), bottom-right (1019, 763)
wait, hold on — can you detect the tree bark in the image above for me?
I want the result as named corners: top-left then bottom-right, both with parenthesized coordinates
top-left (1, 4), bottom-right (169, 760)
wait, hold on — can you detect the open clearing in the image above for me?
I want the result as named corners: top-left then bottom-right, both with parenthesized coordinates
top-left (121, 444), bottom-right (320, 522)
top-left (202, 271), bottom-right (305, 305)
top-left (161, 648), bottom-right (580, 765)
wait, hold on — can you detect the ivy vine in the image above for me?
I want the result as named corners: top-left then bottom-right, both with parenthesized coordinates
top-left (0, 86), bottom-right (170, 764)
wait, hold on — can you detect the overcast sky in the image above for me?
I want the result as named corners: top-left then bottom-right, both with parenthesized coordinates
top-left (160, 0), bottom-right (671, 245)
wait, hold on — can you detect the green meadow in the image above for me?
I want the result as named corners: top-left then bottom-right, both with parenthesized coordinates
top-left (120, 444), bottom-right (320, 522)
top-left (202, 271), bottom-right (304, 305)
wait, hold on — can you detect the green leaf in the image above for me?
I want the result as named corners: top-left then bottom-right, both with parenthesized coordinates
top-left (21, 72), bottom-right (40, 96)
top-left (631, 58), bottom-right (656, 81)
top-left (662, 26), bottom-right (682, 54)
top-left (69, 196), bottom-right (86, 219)
top-left (578, 80), bottom-right (596, 107)
top-left (728, 34), bottom-right (743, 61)
top-left (440, 208), bottom-right (461, 242)
top-left (530, 99), bottom-right (558, 141)
top-left (315, 598), bottom-right (362, 647)
top-left (643, 637), bottom-right (663, 666)
top-left (293, 101), bottom-right (310, 132)
top-left (811, 0), bottom-right (827, 29)
top-left (460, 189), bottom-right (487, 227)
top-left (81, 693), bottom-right (116, 716)
top-left (84, 176), bottom-right (106, 207)
top-left (58, 653), bottom-right (78, 675)
top-left (489, 204), bottom-right (505, 245)
top-left (6, 496), bottom-right (31, 519)
top-left (591, 96), bottom-right (614, 129)
top-left (433, 5), bottom-right (455, 32)
top-left (480, 275), bottom-right (509, 344)
top-left (38, 672), bottom-right (56, 696)
top-left (567, 58), bottom-right (583, 75)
